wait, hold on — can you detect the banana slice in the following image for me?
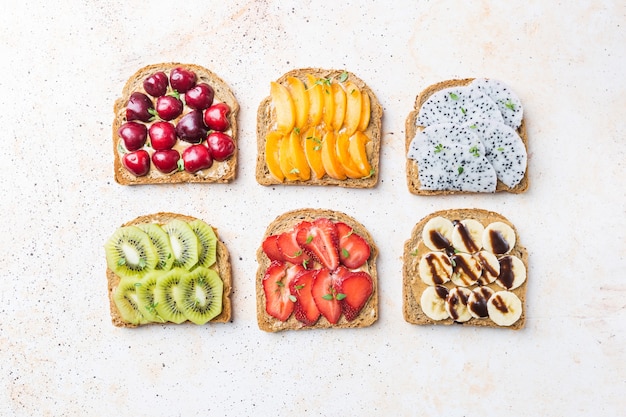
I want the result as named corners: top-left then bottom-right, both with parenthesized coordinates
top-left (474, 250), bottom-right (500, 285)
top-left (420, 285), bottom-right (450, 320)
top-left (487, 290), bottom-right (522, 326)
top-left (451, 219), bottom-right (484, 253)
top-left (467, 286), bottom-right (495, 319)
top-left (482, 221), bottom-right (516, 255)
top-left (445, 287), bottom-right (472, 322)
top-left (495, 255), bottom-right (526, 290)
top-left (422, 216), bottom-right (453, 251)
top-left (418, 252), bottom-right (452, 285)
top-left (450, 252), bottom-right (482, 286)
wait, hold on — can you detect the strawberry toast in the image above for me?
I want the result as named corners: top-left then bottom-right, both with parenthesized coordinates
top-left (256, 209), bottom-right (378, 332)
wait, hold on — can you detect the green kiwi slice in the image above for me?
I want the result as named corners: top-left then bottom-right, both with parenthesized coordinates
top-left (188, 219), bottom-right (218, 268)
top-left (136, 271), bottom-right (166, 323)
top-left (154, 268), bottom-right (188, 324)
top-left (175, 267), bottom-right (223, 325)
top-left (162, 219), bottom-right (200, 270)
top-left (137, 223), bottom-right (174, 271)
top-left (113, 278), bottom-right (148, 325)
top-left (105, 226), bottom-right (159, 279)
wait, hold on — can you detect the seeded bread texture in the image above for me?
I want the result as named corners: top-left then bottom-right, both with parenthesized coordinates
top-left (113, 63), bottom-right (239, 185)
top-left (402, 208), bottom-right (527, 330)
top-left (256, 68), bottom-right (383, 188)
top-left (256, 208), bottom-right (379, 332)
top-left (405, 78), bottom-right (529, 195)
top-left (107, 212), bottom-right (232, 328)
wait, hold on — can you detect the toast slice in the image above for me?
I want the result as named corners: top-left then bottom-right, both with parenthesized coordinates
top-left (402, 208), bottom-right (527, 330)
top-left (113, 63), bottom-right (239, 185)
top-left (256, 208), bottom-right (379, 332)
top-left (105, 212), bottom-right (232, 327)
top-left (405, 78), bottom-right (529, 195)
top-left (256, 68), bottom-right (382, 188)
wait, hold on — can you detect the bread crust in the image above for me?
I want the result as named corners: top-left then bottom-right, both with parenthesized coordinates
top-left (106, 212), bottom-right (232, 327)
top-left (405, 78), bottom-right (529, 195)
top-left (113, 63), bottom-right (239, 185)
top-left (256, 68), bottom-right (382, 188)
top-left (256, 208), bottom-right (379, 332)
top-left (402, 208), bottom-right (527, 330)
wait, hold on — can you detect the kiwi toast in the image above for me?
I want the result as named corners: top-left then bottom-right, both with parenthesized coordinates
top-left (256, 68), bottom-right (382, 188)
top-left (113, 63), bottom-right (239, 185)
top-left (405, 78), bottom-right (529, 195)
top-left (402, 208), bottom-right (528, 330)
top-left (257, 208), bottom-right (378, 332)
top-left (105, 212), bottom-right (232, 327)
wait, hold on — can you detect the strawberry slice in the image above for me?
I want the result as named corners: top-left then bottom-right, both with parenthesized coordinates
top-left (277, 230), bottom-right (311, 267)
top-left (336, 222), bottom-right (371, 269)
top-left (263, 261), bottom-right (303, 321)
top-left (335, 266), bottom-right (373, 321)
top-left (311, 268), bottom-right (342, 324)
top-left (289, 269), bottom-right (320, 326)
top-left (262, 234), bottom-right (285, 262)
top-left (296, 218), bottom-right (339, 271)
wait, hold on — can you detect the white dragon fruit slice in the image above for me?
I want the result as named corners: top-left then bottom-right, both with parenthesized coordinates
top-left (471, 78), bottom-right (523, 129)
top-left (465, 121), bottom-right (527, 188)
top-left (408, 123), bottom-right (497, 192)
top-left (416, 85), bottom-right (503, 127)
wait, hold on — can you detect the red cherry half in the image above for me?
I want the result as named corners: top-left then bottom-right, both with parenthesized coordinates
top-left (122, 150), bottom-right (150, 176)
top-left (156, 95), bottom-right (183, 121)
top-left (203, 102), bottom-right (231, 131)
top-left (118, 122), bottom-right (147, 151)
top-left (185, 83), bottom-right (214, 110)
top-left (170, 67), bottom-right (196, 93)
top-left (206, 132), bottom-right (235, 161)
top-left (126, 92), bottom-right (154, 122)
top-left (143, 71), bottom-right (168, 97)
top-left (182, 144), bottom-right (213, 173)
top-left (149, 121), bottom-right (177, 150)
top-left (152, 149), bottom-right (180, 174)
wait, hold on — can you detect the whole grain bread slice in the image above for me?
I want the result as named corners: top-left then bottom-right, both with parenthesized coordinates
top-left (107, 212), bottom-right (232, 327)
top-left (402, 208), bottom-right (527, 330)
top-left (256, 208), bottom-right (379, 332)
top-left (405, 78), bottom-right (529, 195)
top-left (113, 63), bottom-right (239, 185)
top-left (256, 68), bottom-right (383, 188)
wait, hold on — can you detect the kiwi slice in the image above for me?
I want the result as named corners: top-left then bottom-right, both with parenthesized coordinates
top-left (188, 219), bottom-right (218, 268)
top-left (136, 271), bottom-right (166, 323)
top-left (137, 223), bottom-right (174, 271)
top-left (162, 219), bottom-right (200, 270)
top-left (113, 278), bottom-right (148, 325)
top-left (105, 226), bottom-right (159, 279)
top-left (175, 267), bottom-right (223, 325)
top-left (154, 268), bottom-right (188, 324)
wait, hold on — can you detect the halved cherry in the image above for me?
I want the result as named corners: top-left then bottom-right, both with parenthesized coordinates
top-left (152, 149), bottom-right (180, 174)
top-left (143, 71), bottom-right (168, 97)
top-left (122, 150), bottom-right (150, 176)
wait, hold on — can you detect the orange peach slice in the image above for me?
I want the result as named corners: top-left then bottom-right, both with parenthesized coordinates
top-left (303, 126), bottom-right (325, 179)
top-left (265, 131), bottom-right (285, 182)
top-left (270, 81), bottom-right (295, 134)
top-left (279, 131), bottom-right (299, 181)
top-left (357, 90), bottom-right (371, 132)
top-left (321, 79), bottom-right (334, 128)
top-left (321, 131), bottom-right (346, 180)
top-left (331, 83), bottom-right (347, 131)
top-left (348, 131), bottom-right (372, 177)
top-left (342, 81), bottom-right (362, 136)
top-left (285, 76), bottom-right (309, 129)
top-left (336, 132), bottom-right (363, 178)
top-left (288, 128), bottom-right (311, 181)
top-left (305, 74), bottom-right (323, 127)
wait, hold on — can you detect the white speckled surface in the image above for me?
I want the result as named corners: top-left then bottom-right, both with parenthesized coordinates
top-left (1, 1), bottom-right (624, 415)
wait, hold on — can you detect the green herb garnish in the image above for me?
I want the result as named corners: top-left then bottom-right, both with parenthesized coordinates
top-left (457, 166), bottom-right (464, 175)
top-left (449, 92), bottom-right (459, 100)
top-left (341, 248), bottom-right (349, 258)
top-left (469, 145), bottom-right (480, 157)
top-left (434, 143), bottom-right (444, 153)
top-left (504, 100), bottom-right (516, 110)
top-left (338, 71), bottom-right (349, 83)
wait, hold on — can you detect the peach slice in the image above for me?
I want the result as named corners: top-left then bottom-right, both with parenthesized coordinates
top-left (288, 128), bottom-right (311, 181)
top-left (321, 131), bottom-right (346, 180)
top-left (335, 132), bottom-right (363, 179)
top-left (342, 81), bottom-right (362, 137)
top-left (285, 76), bottom-right (309, 129)
top-left (348, 131), bottom-right (372, 177)
top-left (321, 79), bottom-right (334, 128)
top-left (279, 131), bottom-right (299, 181)
top-left (270, 81), bottom-right (295, 134)
top-left (331, 83), bottom-right (347, 131)
top-left (265, 130), bottom-right (285, 182)
top-left (303, 126), bottom-right (325, 180)
top-left (357, 90), bottom-right (371, 132)
top-left (305, 74), bottom-right (323, 127)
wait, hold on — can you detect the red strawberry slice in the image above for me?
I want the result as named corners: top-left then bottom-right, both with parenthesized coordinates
top-left (311, 268), bottom-right (342, 324)
top-left (263, 261), bottom-right (303, 321)
top-left (277, 230), bottom-right (311, 267)
top-left (296, 218), bottom-right (339, 271)
top-left (336, 222), bottom-right (371, 269)
top-left (289, 269), bottom-right (320, 326)
top-left (335, 266), bottom-right (373, 321)
top-left (262, 234), bottom-right (285, 262)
